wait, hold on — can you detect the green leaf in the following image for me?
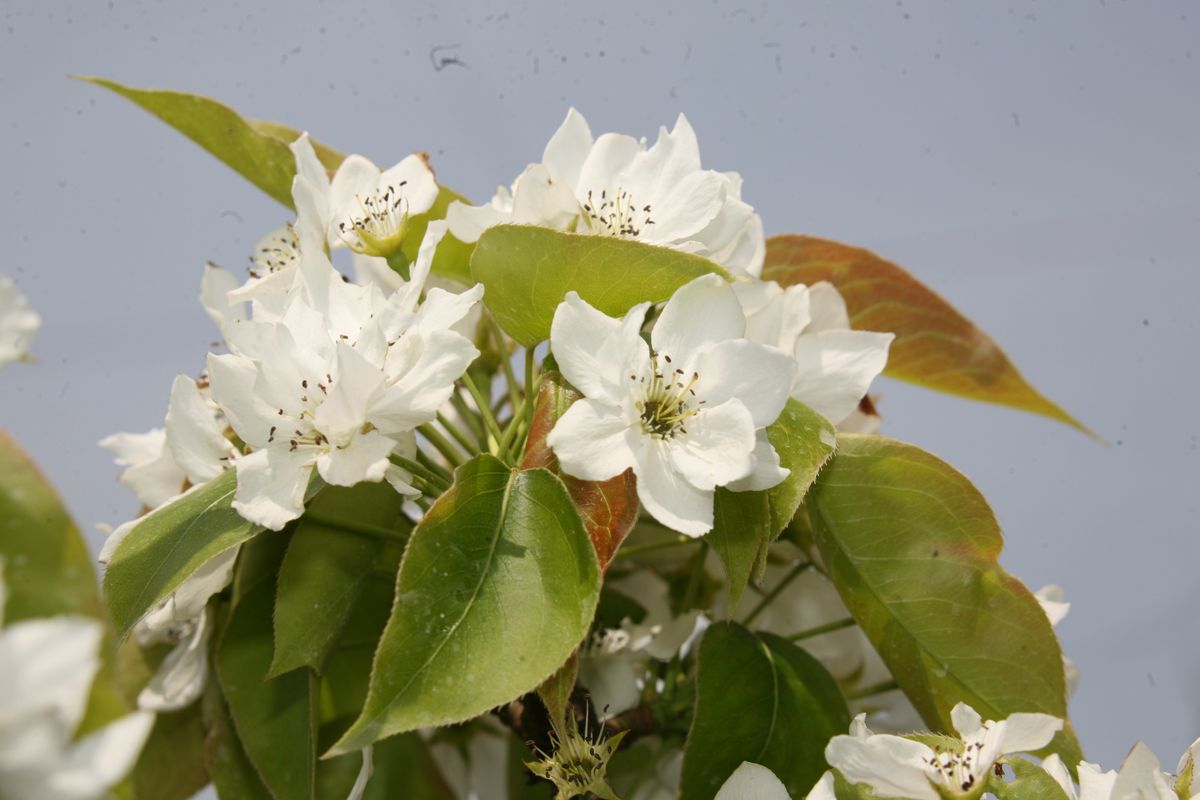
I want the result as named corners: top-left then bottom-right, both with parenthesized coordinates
top-left (216, 576), bottom-right (318, 800)
top-left (103, 470), bottom-right (268, 640)
top-left (128, 706), bottom-right (210, 800)
top-left (705, 399), bottom-right (836, 608)
top-left (201, 673), bottom-right (272, 800)
top-left (706, 488), bottom-right (770, 611)
top-left (681, 623), bottom-right (850, 800)
top-left (79, 77), bottom-right (323, 208)
top-left (808, 434), bottom-right (1083, 765)
top-left (991, 757), bottom-right (1071, 800)
top-left (0, 428), bottom-right (105, 621)
top-left (470, 225), bottom-right (731, 345)
top-left (316, 729), bottom-right (455, 800)
top-left (762, 235), bottom-right (1091, 435)
top-left (248, 119), bottom-right (345, 174)
top-left (329, 454), bottom-right (601, 755)
top-left (270, 482), bottom-right (410, 677)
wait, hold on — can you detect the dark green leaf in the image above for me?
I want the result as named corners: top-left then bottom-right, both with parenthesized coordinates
top-left (270, 482), bottom-right (409, 677)
top-left (330, 455), bottom-right (601, 755)
top-left (706, 488), bottom-right (770, 611)
top-left (201, 674), bottom-right (272, 800)
top-left (470, 225), bottom-right (731, 345)
top-left (128, 705), bottom-right (210, 800)
top-left (681, 623), bottom-right (850, 800)
top-left (103, 470), bottom-right (271, 640)
top-left (809, 434), bottom-right (1082, 765)
top-left (762, 235), bottom-right (1090, 434)
top-left (764, 398), bottom-right (838, 534)
top-left (216, 577), bottom-right (318, 800)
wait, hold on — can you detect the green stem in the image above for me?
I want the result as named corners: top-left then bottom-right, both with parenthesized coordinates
top-left (524, 347), bottom-right (538, 432)
top-left (846, 679), bottom-right (900, 701)
top-left (489, 315), bottom-right (523, 415)
top-left (462, 373), bottom-right (504, 450)
top-left (303, 513), bottom-right (409, 545)
top-left (417, 423), bottom-right (468, 468)
top-left (450, 392), bottom-right (487, 448)
top-left (436, 411), bottom-right (479, 456)
top-left (391, 455), bottom-right (451, 493)
top-left (385, 250), bottom-right (411, 282)
top-left (679, 540), bottom-right (711, 614)
top-left (788, 616), bottom-right (856, 642)
top-left (742, 562), bottom-right (815, 626)
top-left (495, 402), bottom-right (528, 464)
top-left (415, 451), bottom-right (454, 488)
top-left (615, 536), bottom-right (697, 559)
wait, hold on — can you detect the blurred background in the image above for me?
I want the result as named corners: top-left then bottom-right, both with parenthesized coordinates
top-left (1, 0), bottom-right (1196, 771)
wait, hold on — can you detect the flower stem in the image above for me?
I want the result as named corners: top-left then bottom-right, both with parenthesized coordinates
top-left (788, 616), bottom-right (856, 642)
top-left (495, 401), bottom-right (528, 464)
top-left (489, 315), bottom-right (523, 415)
top-left (436, 411), bottom-right (480, 456)
top-left (391, 455), bottom-right (451, 494)
top-left (524, 346), bottom-right (538, 428)
top-left (450, 392), bottom-right (487, 448)
top-left (461, 373), bottom-right (505, 450)
top-left (846, 679), bottom-right (900, 701)
top-left (417, 423), bottom-right (468, 468)
top-left (742, 562), bottom-right (815, 626)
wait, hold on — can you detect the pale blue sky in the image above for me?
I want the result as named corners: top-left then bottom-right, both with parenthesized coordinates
top-left (1, 0), bottom-right (1196, 771)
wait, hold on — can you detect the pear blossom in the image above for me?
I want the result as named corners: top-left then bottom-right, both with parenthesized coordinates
top-left (447, 109), bottom-right (766, 276)
top-left (0, 273), bottom-right (40, 368)
top-left (1179, 737), bottom-right (1200, 798)
top-left (1041, 742), bottom-right (1190, 800)
top-left (207, 224), bottom-right (482, 529)
top-left (1036, 584), bottom-right (1080, 697)
top-left (825, 703), bottom-right (1062, 799)
top-left (713, 764), bottom-right (839, 799)
top-left (546, 274), bottom-right (795, 536)
top-left (0, 560), bottom-right (154, 799)
top-left (733, 279), bottom-right (893, 428)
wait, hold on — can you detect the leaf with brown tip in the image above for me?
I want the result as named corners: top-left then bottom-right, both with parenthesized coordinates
top-left (762, 234), bottom-right (1090, 434)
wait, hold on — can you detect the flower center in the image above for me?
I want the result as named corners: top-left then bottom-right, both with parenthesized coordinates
top-left (337, 182), bottom-right (411, 256)
top-left (267, 374), bottom-right (334, 451)
top-left (248, 223), bottom-right (300, 278)
top-left (924, 736), bottom-right (988, 794)
top-left (581, 187), bottom-right (655, 238)
top-left (633, 353), bottom-right (703, 439)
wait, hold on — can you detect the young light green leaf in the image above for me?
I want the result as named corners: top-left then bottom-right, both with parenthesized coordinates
top-left (706, 399), bottom-right (836, 608)
top-left (681, 623), bottom-right (850, 800)
top-left (470, 225), bottom-right (731, 345)
top-left (329, 455), bottom-right (601, 756)
top-left (762, 235), bottom-right (1091, 435)
top-left (808, 434), bottom-right (1083, 766)
top-left (103, 470), bottom-right (268, 640)
top-left (217, 577), bottom-right (318, 800)
top-left (270, 482), bottom-right (410, 678)
top-left (79, 76), bottom-right (324, 208)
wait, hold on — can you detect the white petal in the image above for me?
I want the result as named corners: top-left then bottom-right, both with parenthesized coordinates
top-left (291, 133), bottom-right (331, 194)
top-left (824, 733), bottom-right (939, 800)
top-left (666, 400), bottom-right (756, 490)
top-left (546, 399), bottom-right (638, 482)
top-left (166, 374), bottom-right (233, 484)
top-left (445, 198), bottom-right (512, 243)
top-left (207, 353), bottom-right (271, 448)
top-left (346, 746), bottom-right (374, 800)
top-left (1040, 754), bottom-right (1079, 800)
top-left (0, 273), bottom-right (41, 367)
top-left (316, 429), bottom-right (396, 487)
top-left (550, 291), bottom-right (650, 403)
top-left (950, 702), bottom-right (984, 738)
top-left (373, 330), bottom-right (479, 435)
top-left (807, 282), bottom-right (852, 331)
top-left (50, 711), bottom-right (155, 797)
top-left (996, 712), bottom-right (1062, 755)
top-left (791, 329), bottom-right (893, 425)
top-left (314, 343), bottom-right (384, 443)
top-left (652, 274), bottom-right (745, 365)
top-left (692, 339), bottom-right (796, 429)
top-left (734, 280), bottom-right (811, 353)
top-left (100, 428), bottom-right (186, 509)
top-left (1078, 761), bottom-right (1119, 800)
top-left (137, 609), bottom-right (213, 711)
top-left (634, 441), bottom-right (715, 537)
top-left (804, 772), bottom-right (838, 800)
top-left (541, 107), bottom-right (593, 188)
top-left (328, 154), bottom-right (383, 241)
top-left (714, 762), bottom-right (790, 800)
top-left (577, 652), bottom-right (643, 718)
top-left (200, 263), bottom-right (246, 336)
top-left (725, 429), bottom-right (789, 492)
top-left (575, 132), bottom-right (643, 197)
top-left (0, 616), bottom-right (102, 734)
top-left (232, 446), bottom-right (313, 530)
top-left (510, 163), bottom-right (582, 229)
top-left (849, 713), bottom-right (874, 739)
top-left (1035, 585), bottom-right (1071, 627)
top-left (1112, 743), bottom-right (1177, 800)
top-left (169, 547), bottom-right (238, 622)
top-left (644, 170), bottom-right (726, 244)
top-left (380, 153), bottom-right (439, 216)
top-left (98, 518), bottom-right (137, 565)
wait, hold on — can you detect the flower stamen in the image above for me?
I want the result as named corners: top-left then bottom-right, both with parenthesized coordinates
top-left (581, 187), bottom-right (654, 238)
top-left (336, 182), bottom-right (411, 256)
top-left (634, 352), bottom-right (702, 439)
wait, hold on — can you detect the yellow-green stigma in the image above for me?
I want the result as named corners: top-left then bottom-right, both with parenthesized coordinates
top-left (337, 182), bottom-right (411, 257)
top-left (633, 352), bottom-right (702, 440)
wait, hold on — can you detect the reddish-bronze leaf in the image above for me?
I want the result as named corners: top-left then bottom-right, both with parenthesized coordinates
top-left (762, 234), bottom-right (1090, 435)
top-left (521, 372), bottom-right (639, 569)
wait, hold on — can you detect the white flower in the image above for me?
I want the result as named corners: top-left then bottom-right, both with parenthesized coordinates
top-left (427, 720), bottom-right (511, 800)
top-left (546, 274), bottom-right (795, 536)
top-left (447, 109), bottom-right (766, 277)
top-left (825, 703), bottom-right (1062, 799)
top-left (578, 571), bottom-right (706, 716)
top-left (0, 273), bottom-right (40, 368)
top-left (99, 428), bottom-right (186, 510)
top-left (1043, 742), bottom-right (1188, 800)
top-left (1035, 584), bottom-right (1080, 697)
top-left (207, 224), bottom-right (482, 529)
top-left (715, 763), bottom-right (790, 800)
top-left (733, 279), bottom-right (893, 427)
top-left (0, 560), bottom-right (154, 799)
top-left (1179, 737), bottom-right (1200, 799)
